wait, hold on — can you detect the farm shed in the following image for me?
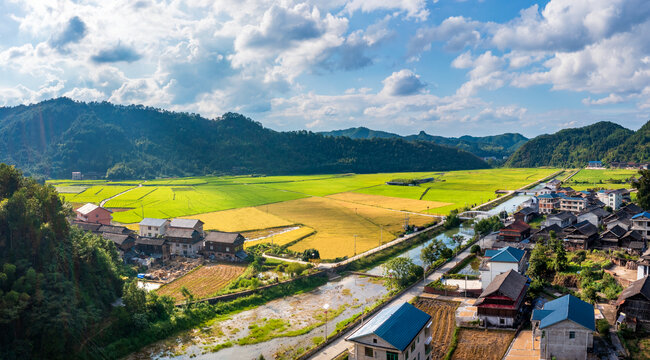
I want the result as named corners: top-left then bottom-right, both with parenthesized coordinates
top-left (532, 294), bottom-right (595, 360)
top-left (203, 231), bottom-right (247, 262)
top-left (616, 276), bottom-right (650, 330)
top-left (476, 269), bottom-right (528, 328)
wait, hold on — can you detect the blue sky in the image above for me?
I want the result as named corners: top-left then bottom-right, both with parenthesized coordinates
top-left (1, 0), bottom-right (649, 137)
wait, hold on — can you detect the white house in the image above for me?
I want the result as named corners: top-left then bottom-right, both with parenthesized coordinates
top-left (479, 246), bottom-right (527, 290)
top-left (638, 249), bottom-right (650, 280)
top-left (597, 190), bottom-right (623, 210)
top-left (139, 218), bottom-right (170, 237)
top-left (632, 212), bottom-right (650, 241)
top-left (347, 302), bottom-right (431, 360)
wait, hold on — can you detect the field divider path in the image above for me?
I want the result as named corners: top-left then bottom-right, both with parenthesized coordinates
top-left (99, 183), bottom-right (141, 207)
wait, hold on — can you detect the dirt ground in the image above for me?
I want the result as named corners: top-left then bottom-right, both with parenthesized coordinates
top-left (503, 330), bottom-right (540, 360)
top-left (606, 264), bottom-right (638, 287)
top-left (452, 328), bottom-right (515, 360)
top-left (413, 298), bottom-right (459, 360)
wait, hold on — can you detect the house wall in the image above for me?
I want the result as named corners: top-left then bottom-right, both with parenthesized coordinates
top-left (140, 222), bottom-right (168, 237)
top-left (351, 327), bottom-right (429, 360)
top-left (638, 265), bottom-right (650, 280)
top-left (633, 218), bottom-right (650, 240)
top-left (76, 208), bottom-right (112, 225)
top-left (538, 320), bottom-right (593, 360)
top-left (480, 261), bottom-right (519, 290)
top-left (577, 213), bottom-right (599, 227)
top-left (479, 314), bottom-right (515, 327)
top-left (169, 241), bottom-right (202, 256)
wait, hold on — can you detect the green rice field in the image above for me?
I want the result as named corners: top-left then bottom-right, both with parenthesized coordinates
top-left (566, 169), bottom-right (639, 190)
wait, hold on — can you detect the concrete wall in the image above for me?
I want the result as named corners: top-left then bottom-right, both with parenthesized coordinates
top-left (539, 320), bottom-right (593, 360)
top-left (351, 327), bottom-right (428, 360)
top-left (480, 314), bottom-right (515, 327)
top-left (480, 261), bottom-right (519, 290)
top-left (169, 241), bottom-right (202, 256)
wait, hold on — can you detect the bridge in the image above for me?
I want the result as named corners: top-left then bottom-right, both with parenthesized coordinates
top-left (458, 210), bottom-right (491, 220)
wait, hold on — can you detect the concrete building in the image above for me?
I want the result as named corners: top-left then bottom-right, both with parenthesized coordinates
top-left (545, 211), bottom-right (576, 229)
top-left (559, 196), bottom-right (588, 213)
top-left (597, 189), bottom-right (624, 210)
top-left (139, 218), bottom-right (170, 237)
top-left (75, 203), bottom-right (112, 225)
top-left (532, 295), bottom-right (595, 360)
top-left (538, 193), bottom-right (563, 214)
top-left (638, 249), bottom-right (650, 280)
top-left (479, 246), bottom-right (526, 290)
top-left (632, 212), bottom-right (650, 241)
top-left (165, 228), bottom-right (203, 256)
top-left (347, 302), bottom-right (431, 360)
top-left (476, 270), bottom-right (528, 328)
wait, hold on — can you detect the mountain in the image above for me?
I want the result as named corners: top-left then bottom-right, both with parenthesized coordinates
top-left (605, 120), bottom-right (650, 163)
top-left (0, 98), bottom-right (488, 179)
top-left (505, 121), bottom-right (637, 167)
top-left (319, 127), bottom-right (528, 158)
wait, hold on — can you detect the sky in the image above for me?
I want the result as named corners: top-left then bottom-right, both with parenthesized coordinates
top-left (1, 0), bottom-right (650, 137)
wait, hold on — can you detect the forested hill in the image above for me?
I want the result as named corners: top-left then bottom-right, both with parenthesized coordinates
top-left (505, 121), bottom-right (643, 167)
top-left (319, 127), bottom-right (528, 158)
top-left (0, 98), bottom-right (488, 179)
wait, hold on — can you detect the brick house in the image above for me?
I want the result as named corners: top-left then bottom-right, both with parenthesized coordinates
top-left (498, 220), bottom-right (531, 242)
top-left (75, 203), bottom-right (112, 225)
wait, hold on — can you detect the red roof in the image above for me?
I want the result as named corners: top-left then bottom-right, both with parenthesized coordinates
top-left (501, 220), bottom-right (530, 233)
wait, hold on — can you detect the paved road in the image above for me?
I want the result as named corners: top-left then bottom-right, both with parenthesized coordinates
top-left (99, 183), bottom-right (142, 207)
top-left (309, 245), bottom-right (475, 360)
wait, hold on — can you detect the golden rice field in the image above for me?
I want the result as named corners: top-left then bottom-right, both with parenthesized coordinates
top-left (244, 226), bottom-right (316, 248)
top-left (259, 197), bottom-right (435, 259)
top-left (326, 192), bottom-right (451, 213)
top-left (156, 264), bottom-right (246, 302)
top-left (180, 207), bottom-right (294, 232)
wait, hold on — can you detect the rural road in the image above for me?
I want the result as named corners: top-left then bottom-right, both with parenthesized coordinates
top-left (99, 183), bottom-right (142, 207)
top-left (309, 244), bottom-right (475, 360)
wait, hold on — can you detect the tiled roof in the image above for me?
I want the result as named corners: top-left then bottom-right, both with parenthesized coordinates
top-left (170, 218), bottom-right (203, 229)
top-left (476, 270), bottom-right (528, 305)
top-left (76, 203), bottom-right (111, 215)
top-left (166, 228), bottom-right (198, 239)
top-left (348, 302), bottom-right (431, 351)
top-left (139, 218), bottom-right (168, 227)
top-left (548, 211), bottom-right (575, 221)
top-left (532, 294), bottom-right (595, 331)
top-left (502, 220), bottom-right (530, 232)
top-left (484, 246), bottom-right (525, 263)
top-left (205, 231), bottom-right (243, 244)
top-left (617, 276), bottom-right (650, 305)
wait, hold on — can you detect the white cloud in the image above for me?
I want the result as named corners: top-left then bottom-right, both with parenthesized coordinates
top-left (582, 94), bottom-right (625, 105)
top-left (342, 0), bottom-right (429, 21)
top-left (380, 69), bottom-right (426, 96)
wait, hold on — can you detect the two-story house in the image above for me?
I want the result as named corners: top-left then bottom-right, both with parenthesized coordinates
top-left (203, 231), bottom-right (247, 261)
top-left (476, 270), bottom-right (528, 328)
top-left (577, 207), bottom-right (610, 227)
top-left (616, 276), bottom-right (650, 330)
top-left (532, 295), bottom-right (595, 360)
top-left (559, 196), bottom-right (588, 213)
top-left (479, 246), bottom-right (527, 290)
top-left (538, 193), bottom-right (563, 214)
top-left (563, 220), bottom-right (599, 250)
top-left (346, 302), bottom-right (431, 360)
top-left (544, 211), bottom-right (576, 229)
top-left (632, 212), bottom-right (650, 241)
top-left (165, 227), bottom-right (203, 256)
top-left (75, 203), bottom-right (112, 225)
top-left (498, 220), bottom-right (531, 242)
top-left (139, 218), bottom-right (170, 237)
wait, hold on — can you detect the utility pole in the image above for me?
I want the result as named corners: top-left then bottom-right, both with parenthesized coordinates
top-left (379, 225), bottom-right (383, 247)
top-left (354, 234), bottom-right (357, 256)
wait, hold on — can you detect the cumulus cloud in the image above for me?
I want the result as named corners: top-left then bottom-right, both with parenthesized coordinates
top-left (342, 0), bottom-right (429, 21)
top-left (380, 69), bottom-right (426, 96)
top-left (91, 44), bottom-right (142, 63)
top-left (49, 16), bottom-right (87, 51)
top-left (582, 94), bottom-right (625, 105)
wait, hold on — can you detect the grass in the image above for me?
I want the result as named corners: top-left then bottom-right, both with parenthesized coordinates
top-left (156, 264), bottom-right (247, 302)
top-left (244, 226), bottom-right (315, 248)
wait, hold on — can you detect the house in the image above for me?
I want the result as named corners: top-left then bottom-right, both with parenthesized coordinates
top-left (532, 294), bottom-right (595, 360)
top-left (169, 218), bottom-right (204, 235)
top-left (531, 224), bottom-right (565, 243)
top-left (134, 237), bottom-right (170, 261)
top-left (577, 206), bottom-right (610, 227)
top-left (638, 249), bottom-right (650, 280)
top-left (620, 230), bottom-right (646, 255)
top-left (597, 189), bottom-right (624, 210)
top-left (632, 212), bottom-right (650, 241)
top-left (514, 207), bottom-right (537, 223)
top-left (616, 276), bottom-right (650, 330)
top-left (71, 171), bottom-right (82, 180)
top-left (347, 302), bottom-right (431, 360)
top-left (518, 197), bottom-right (539, 213)
top-left (621, 203), bottom-right (643, 216)
top-left (563, 220), bottom-right (599, 250)
top-left (476, 270), bottom-right (528, 328)
top-left (544, 211), bottom-right (576, 229)
top-left (536, 186), bottom-right (555, 196)
top-left (598, 225), bottom-right (628, 250)
top-left (165, 228), bottom-right (203, 256)
top-left (559, 196), bottom-right (588, 214)
top-left (203, 231), bottom-right (247, 261)
top-left (71, 221), bottom-right (135, 257)
top-left (587, 160), bottom-right (604, 169)
top-left (72, 221), bottom-right (102, 233)
top-left (538, 193), bottom-right (563, 214)
top-left (557, 187), bottom-right (576, 197)
top-left (102, 232), bottom-right (136, 255)
top-left (603, 210), bottom-right (632, 231)
top-left (547, 179), bottom-right (562, 190)
top-left (498, 220), bottom-right (531, 242)
top-left (139, 218), bottom-right (170, 237)
top-left (75, 203), bottom-right (112, 225)
top-left (479, 246), bottom-right (527, 290)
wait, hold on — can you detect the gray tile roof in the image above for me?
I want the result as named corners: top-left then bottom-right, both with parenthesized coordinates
top-left (139, 218), bottom-right (168, 227)
top-left (170, 218), bottom-right (203, 229)
top-left (476, 270), bottom-right (528, 305)
top-left (205, 231), bottom-right (244, 244)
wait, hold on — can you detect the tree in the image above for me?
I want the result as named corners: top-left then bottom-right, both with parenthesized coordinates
top-left (474, 216), bottom-right (503, 236)
top-left (549, 231), bottom-right (567, 272)
top-left (528, 244), bottom-right (550, 280)
top-left (634, 169), bottom-right (650, 209)
top-left (122, 279), bottom-right (147, 314)
top-left (383, 257), bottom-right (422, 290)
top-left (301, 248), bottom-right (320, 261)
top-left (444, 210), bottom-right (461, 229)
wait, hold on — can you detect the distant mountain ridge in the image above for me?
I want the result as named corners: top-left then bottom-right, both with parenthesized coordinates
top-left (319, 127), bottom-right (528, 158)
top-left (505, 121), bottom-right (650, 167)
top-left (0, 98), bottom-right (488, 179)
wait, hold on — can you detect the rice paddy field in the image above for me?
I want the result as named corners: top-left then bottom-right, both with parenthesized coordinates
top-left (244, 226), bottom-right (315, 248)
top-left (50, 168), bottom-right (565, 259)
top-left (566, 168), bottom-right (639, 190)
top-left (156, 264), bottom-right (247, 302)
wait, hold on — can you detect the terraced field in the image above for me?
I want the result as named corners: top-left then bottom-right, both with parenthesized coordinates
top-left (156, 264), bottom-right (246, 302)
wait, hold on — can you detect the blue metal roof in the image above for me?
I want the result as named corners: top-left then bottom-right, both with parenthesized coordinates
top-left (348, 302), bottom-right (431, 351)
top-left (531, 294), bottom-right (595, 331)
top-left (632, 212), bottom-right (650, 219)
top-left (485, 246), bottom-right (525, 263)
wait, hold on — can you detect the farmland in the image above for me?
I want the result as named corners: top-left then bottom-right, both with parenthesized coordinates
top-left (156, 264), bottom-right (247, 302)
top-left (567, 169), bottom-right (639, 190)
top-left (451, 329), bottom-right (515, 360)
top-left (180, 207), bottom-right (294, 232)
top-left (413, 297), bottom-right (459, 360)
top-left (244, 226), bottom-right (315, 248)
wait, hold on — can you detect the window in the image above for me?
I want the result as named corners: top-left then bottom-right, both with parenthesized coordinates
top-left (569, 331), bottom-right (575, 339)
top-left (148, 226), bottom-right (151, 230)
top-left (386, 352), bottom-right (398, 360)
top-left (226, 247), bottom-right (230, 252)
top-left (373, 338), bottom-right (377, 344)
top-left (500, 318), bottom-right (505, 325)
top-left (364, 347), bottom-right (374, 357)
top-left (405, 350), bottom-right (408, 358)
top-left (411, 342), bottom-right (416, 352)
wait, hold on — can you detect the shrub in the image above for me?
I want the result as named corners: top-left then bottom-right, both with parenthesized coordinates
top-left (597, 319), bottom-right (610, 335)
top-left (470, 245), bottom-right (481, 254)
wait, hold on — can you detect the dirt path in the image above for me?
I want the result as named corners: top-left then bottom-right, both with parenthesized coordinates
top-left (99, 183), bottom-right (141, 207)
